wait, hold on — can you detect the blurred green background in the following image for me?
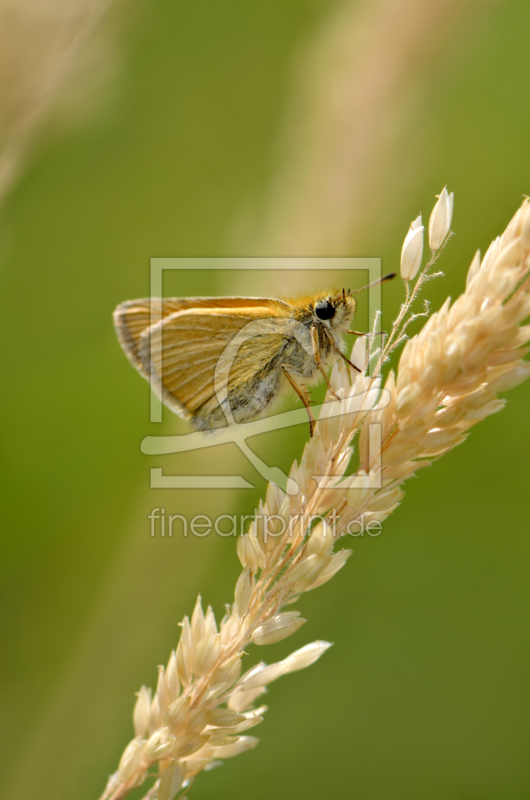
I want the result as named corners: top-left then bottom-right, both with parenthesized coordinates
top-left (1, 1), bottom-right (530, 798)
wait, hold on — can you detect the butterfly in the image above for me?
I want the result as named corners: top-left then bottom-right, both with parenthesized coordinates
top-left (114, 274), bottom-right (394, 435)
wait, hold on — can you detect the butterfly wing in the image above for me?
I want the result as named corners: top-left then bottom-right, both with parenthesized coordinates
top-left (114, 298), bottom-right (185, 374)
top-left (113, 296), bottom-right (291, 377)
top-left (138, 304), bottom-right (295, 428)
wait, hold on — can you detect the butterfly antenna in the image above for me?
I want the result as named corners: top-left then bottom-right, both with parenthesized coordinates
top-left (349, 272), bottom-right (396, 294)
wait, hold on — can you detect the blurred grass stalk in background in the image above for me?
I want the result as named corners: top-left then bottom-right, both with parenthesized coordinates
top-left (250, 0), bottom-right (469, 256)
top-left (0, 0), bottom-right (123, 209)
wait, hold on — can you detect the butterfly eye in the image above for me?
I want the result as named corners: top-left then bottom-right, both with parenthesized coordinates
top-left (315, 300), bottom-right (336, 321)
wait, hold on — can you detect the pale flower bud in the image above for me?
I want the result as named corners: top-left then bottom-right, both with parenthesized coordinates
top-left (235, 713), bottom-right (265, 732)
top-left (211, 653), bottom-right (242, 690)
top-left (210, 708), bottom-right (246, 728)
top-left (212, 735), bottom-right (259, 759)
top-left (186, 707), bottom-right (212, 733)
top-left (239, 660), bottom-right (286, 690)
top-left (400, 215), bottom-right (424, 281)
top-left (252, 612), bottom-right (306, 646)
top-left (204, 605), bottom-right (218, 636)
top-left (164, 695), bottom-right (191, 736)
top-left (281, 640), bottom-right (332, 673)
top-left (288, 554), bottom-right (321, 585)
top-left (466, 249), bottom-right (481, 288)
top-left (158, 761), bottom-right (183, 800)
top-left (133, 686), bottom-right (152, 738)
top-left (207, 726), bottom-right (238, 745)
top-left (428, 187), bottom-right (453, 251)
top-left (176, 616), bottom-right (193, 686)
top-left (304, 549), bottom-right (352, 591)
top-left (169, 732), bottom-right (210, 759)
top-left (290, 553), bottom-right (332, 592)
top-left (228, 685), bottom-right (267, 713)
top-left (234, 567), bottom-right (252, 616)
top-left (176, 639), bottom-right (191, 687)
top-left (165, 651), bottom-right (181, 702)
top-left (521, 201), bottom-right (530, 249)
top-left (193, 634), bottom-right (222, 676)
top-left (237, 534), bottom-right (259, 573)
top-left (117, 737), bottom-right (146, 782)
top-left (191, 595), bottom-right (206, 643)
top-left (156, 665), bottom-right (169, 717)
top-left (147, 696), bottom-right (162, 736)
top-left (144, 727), bottom-right (172, 761)
top-left (306, 521), bottom-right (334, 557)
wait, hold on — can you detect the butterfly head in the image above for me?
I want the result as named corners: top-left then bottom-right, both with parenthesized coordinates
top-left (312, 288), bottom-right (356, 332)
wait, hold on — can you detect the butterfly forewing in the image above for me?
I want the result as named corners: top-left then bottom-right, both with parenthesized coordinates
top-left (119, 300), bottom-right (291, 427)
top-left (114, 296), bottom-right (291, 375)
top-left (113, 298), bottom-right (189, 374)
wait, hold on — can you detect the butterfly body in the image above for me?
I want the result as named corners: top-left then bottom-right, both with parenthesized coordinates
top-left (114, 290), bottom-right (358, 432)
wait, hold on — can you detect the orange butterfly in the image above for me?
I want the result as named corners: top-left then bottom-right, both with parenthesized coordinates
top-left (114, 275), bottom-right (394, 435)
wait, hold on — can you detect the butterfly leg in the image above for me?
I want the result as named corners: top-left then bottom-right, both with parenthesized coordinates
top-left (346, 329), bottom-right (385, 336)
top-left (282, 365), bottom-right (316, 437)
top-left (323, 328), bottom-right (362, 374)
top-left (310, 325), bottom-right (342, 396)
